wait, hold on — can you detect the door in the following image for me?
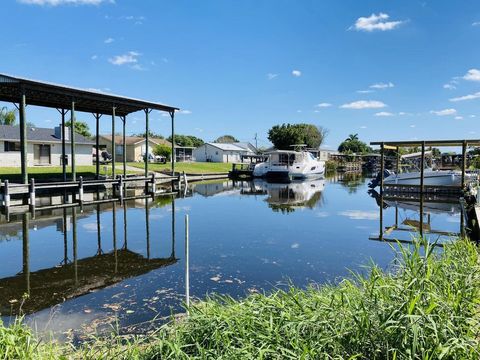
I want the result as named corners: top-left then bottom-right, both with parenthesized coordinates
top-left (34, 144), bottom-right (51, 165)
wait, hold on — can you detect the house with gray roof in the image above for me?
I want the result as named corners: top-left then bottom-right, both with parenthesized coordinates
top-left (193, 142), bottom-right (256, 163)
top-left (0, 125), bottom-right (94, 167)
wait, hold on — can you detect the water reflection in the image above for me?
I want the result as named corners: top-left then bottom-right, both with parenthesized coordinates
top-left (193, 179), bottom-right (325, 212)
top-left (368, 189), bottom-right (463, 245)
top-left (0, 198), bottom-right (177, 316)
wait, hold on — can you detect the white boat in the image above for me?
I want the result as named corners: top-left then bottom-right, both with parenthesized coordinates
top-left (373, 169), bottom-right (476, 187)
top-left (253, 147), bottom-right (325, 181)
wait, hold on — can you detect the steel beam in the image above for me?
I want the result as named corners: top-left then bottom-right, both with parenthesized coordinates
top-left (420, 141), bottom-right (425, 193)
top-left (170, 110), bottom-right (176, 175)
top-left (70, 101), bottom-right (76, 181)
top-left (144, 109), bottom-right (150, 177)
top-left (94, 113), bottom-right (101, 179)
top-left (112, 106), bottom-right (116, 179)
top-left (122, 115), bottom-right (126, 178)
top-left (60, 109), bottom-right (67, 182)
top-left (461, 140), bottom-right (467, 189)
top-left (19, 87), bottom-right (28, 184)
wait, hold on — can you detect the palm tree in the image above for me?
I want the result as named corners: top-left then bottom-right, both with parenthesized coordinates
top-left (0, 107), bottom-right (16, 125)
top-left (345, 133), bottom-right (359, 142)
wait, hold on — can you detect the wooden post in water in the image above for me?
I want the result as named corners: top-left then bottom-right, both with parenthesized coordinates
top-left (113, 202), bottom-right (118, 273)
top-left (4, 180), bottom-right (10, 208)
top-left (72, 207), bottom-right (78, 285)
top-left (29, 178), bottom-right (35, 213)
top-left (22, 213), bottom-right (30, 296)
top-left (185, 214), bottom-right (190, 308)
top-left (145, 199), bottom-right (150, 259)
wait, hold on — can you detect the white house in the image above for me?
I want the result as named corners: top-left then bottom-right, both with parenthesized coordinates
top-left (0, 125), bottom-right (94, 167)
top-left (193, 142), bottom-right (256, 163)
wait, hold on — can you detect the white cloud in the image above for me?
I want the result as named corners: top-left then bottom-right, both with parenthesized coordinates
top-left (463, 69), bottom-right (480, 82)
top-left (315, 103), bottom-right (332, 108)
top-left (91, 54), bottom-right (98, 60)
top-left (430, 108), bottom-right (457, 116)
top-left (18, 0), bottom-right (113, 5)
top-left (470, 115), bottom-right (476, 118)
top-left (179, 110), bottom-right (192, 115)
top-left (297, 110), bottom-right (302, 113)
top-left (108, 51), bottom-right (140, 65)
top-left (473, 21), bottom-right (480, 26)
top-left (449, 92), bottom-right (480, 102)
top-left (455, 116), bottom-right (463, 120)
top-left (292, 70), bottom-right (302, 77)
top-left (267, 73), bottom-right (278, 80)
top-left (104, 37), bottom-right (114, 44)
top-left (357, 89), bottom-right (375, 94)
top-left (316, 212), bottom-right (329, 218)
top-left (370, 82), bottom-right (394, 89)
top-left (338, 210), bottom-right (379, 220)
top-left (398, 112), bottom-right (411, 116)
top-left (443, 83), bottom-right (456, 90)
top-left (351, 13), bottom-right (405, 32)
top-left (340, 100), bottom-right (387, 109)
top-left (375, 111), bottom-right (394, 117)
top-left (410, 124), bottom-right (416, 128)
top-left (360, 125), bottom-right (367, 129)
top-left (132, 64), bottom-right (147, 71)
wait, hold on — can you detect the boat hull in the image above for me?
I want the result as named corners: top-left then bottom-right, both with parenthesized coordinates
top-left (383, 171), bottom-right (475, 187)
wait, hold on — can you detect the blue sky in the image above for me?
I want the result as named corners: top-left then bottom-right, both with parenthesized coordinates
top-left (1, 0), bottom-right (480, 150)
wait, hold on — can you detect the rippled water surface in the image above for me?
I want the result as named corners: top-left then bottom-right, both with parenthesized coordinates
top-left (0, 175), bottom-right (463, 337)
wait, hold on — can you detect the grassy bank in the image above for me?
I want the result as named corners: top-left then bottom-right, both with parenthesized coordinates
top-left (0, 166), bottom-right (118, 182)
top-left (127, 162), bottom-right (231, 174)
top-left (2, 238), bottom-right (480, 359)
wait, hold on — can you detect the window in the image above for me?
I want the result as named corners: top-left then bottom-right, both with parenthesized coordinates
top-left (115, 145), bottom-right (123, 156)
top-left (4, 141), bottom-right (21, 152)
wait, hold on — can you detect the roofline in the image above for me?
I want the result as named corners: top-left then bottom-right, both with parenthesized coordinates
top-left (0, 138), bottom-right (94, 145)
top-left (0, 73), bottom-right (180, 115)
top-left (370, 139), bottom-right (480, 147)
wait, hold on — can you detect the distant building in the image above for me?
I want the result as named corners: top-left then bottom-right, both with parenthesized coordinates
top-left (193, 142), bottom-right (256, 163)
top-left (0, 124), bottom-right (94, 167)
top-left (98, 135), bottom-right (171, 162)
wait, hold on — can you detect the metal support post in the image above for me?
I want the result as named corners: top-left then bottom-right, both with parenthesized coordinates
top-left (70, 101), bottom-right (76, 181)
top-left (112, 106), bottom-right (116, 179)
top-left (19, 87), bottom-right (28, 184)
top-left (420, 141), bottom-right (425, 193)
top-left (461, 140), bottom-right (467, 189)
top-left (170, 110), bottom-right (176, 175)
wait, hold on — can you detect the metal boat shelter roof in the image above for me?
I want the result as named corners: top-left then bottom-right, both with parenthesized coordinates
top-left (371, 139), bottom-right (480, 148)
top-left (0, 73), bottom-right (179, 116)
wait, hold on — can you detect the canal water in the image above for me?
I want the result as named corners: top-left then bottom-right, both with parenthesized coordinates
top-left (0, 174), bottom-right (463, 339)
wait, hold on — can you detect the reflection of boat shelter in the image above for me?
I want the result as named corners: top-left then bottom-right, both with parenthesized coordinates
top-left (0, 197), bottom-right (178, 315)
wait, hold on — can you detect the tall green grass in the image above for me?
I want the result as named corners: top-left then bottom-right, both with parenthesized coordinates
top-left (145, 239), bottom-right (480, 359)
top-left (1, 238), bottom-right (480, 359)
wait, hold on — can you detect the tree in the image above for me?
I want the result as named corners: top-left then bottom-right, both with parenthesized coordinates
top-left (215, 135), bottom-right (239, 143)
top-left (0, 108), bottom-right (16, 125)
top-left (167, 134), bottom-right (204, 148)
top-left (65, 120), bottom-right (92, 138)
top-left (267, 123), bottom-right (328, 150)
top-left (153, 143), bottom-right (172, 160)
top-left (338, 134), bottom-right (371, 154)
top-left (132, 131), bottom-right (164, 139)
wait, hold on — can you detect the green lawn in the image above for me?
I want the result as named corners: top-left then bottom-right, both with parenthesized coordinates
top-left (127, 161), bottom-right (232, 174)
top-left (0, 166), bottom-right (121, 183)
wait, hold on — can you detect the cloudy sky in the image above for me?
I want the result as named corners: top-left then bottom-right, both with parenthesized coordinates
top-left (1, 0), bottom-right (480, 149)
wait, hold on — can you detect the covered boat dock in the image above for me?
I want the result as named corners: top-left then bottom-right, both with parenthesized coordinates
top-left (370, 139), bottom-right (480, 194)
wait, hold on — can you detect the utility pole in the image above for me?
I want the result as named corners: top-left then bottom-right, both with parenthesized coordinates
top-left (254, 133), bottom-right (258, 150)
